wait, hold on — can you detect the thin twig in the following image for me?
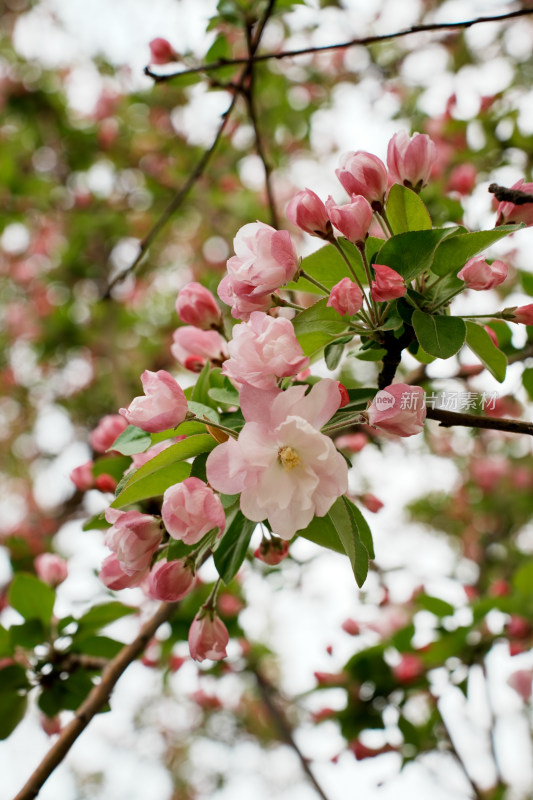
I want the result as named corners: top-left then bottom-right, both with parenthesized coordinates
top-left (488, 183), bottom-right (533, 205)
top-left (144, 9), bottom-right (533, 83)
top-left (426, 407), bottom-right (533, 436)
top-left (13, 602), bottom-right (177, 800)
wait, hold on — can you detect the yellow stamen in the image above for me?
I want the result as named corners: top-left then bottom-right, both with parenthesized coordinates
top-left (278, 445), bottom-right (301, 471)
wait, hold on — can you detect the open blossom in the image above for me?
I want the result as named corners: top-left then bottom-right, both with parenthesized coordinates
top-left (34, 553), bottom-right (68, 587)
top-left (120, 370), bottom-right (188, 432)
top-left (162, 477), bottom-right (225, 544)
top-left (147, 559), bottom-right (195, 602)
top-left (457, 257), bottom-right (507, 290)
top-left (217, 275), bottom-right (274, 321)
top-left (367, 384), bottom-right (426, 437)
top-left (104, 508), bottom-right (162, 576)
top-left (327, 277), bottom-right (364, 316)
top-left (336, 151), bottom-right (388, 205)
top-left (496, 180), bottom-right (533, 226)
top-left (387, 131), bottom-right (437, 190)
top-left (99, 554), bottom-right (147, 590)
top-left (370, 263), bottom-right (406, 302)
top-left (188, 610), bottom-right (229, 662)
top-left (222, 311), bottom-right (309, 390)
top-left (325, 195), bottom-right (373, 244)
top-left (176, 282), bottom-right (221, 329)
top-left (171, 327), bottom-right (228, 372)
top-left (206, 380), bottom-right (348, 539)
top-left (286, 188), bottom-right (332, 239)
top-left (89, 414), bottom-right (128, 453)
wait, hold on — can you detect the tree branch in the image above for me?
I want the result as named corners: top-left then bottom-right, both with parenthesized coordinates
top-left (144, 9), bottom-right (533, 83)
top-left (13, 602), bottom-right (177, 800)
top-left (426, 407), bottom-right (533, 436)
top-left (489, 183), bottom-right (533, 205)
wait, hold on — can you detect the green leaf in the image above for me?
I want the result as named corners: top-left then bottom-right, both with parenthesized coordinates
top-left (8, 574), bottom-right (55, 625)
top-left (92, 455), bottom-right (132, 480)
top-left (431, 225), bottom-right (521, 276)
top-left (292, 299), bottom-right (350, 357)
top-left (513, 562), bottom-right (533, 595)
top-left (0, 626), bottom-right (12, 657)
top-left (522, 367), bottom-right (533, 400)
top-left (287, 241), bottom-right (364, 293)
top-left (385, 184), bottom-right (432, 234)
top-left (465, 321), bottom-right (507, 382)
top-left (208, 387), bottom-right (240, 407)
top-left (191, 361), bottom-right (212, 406)
top-left (324, 340), bottom-right (348, 370)
top-left (412, 310), bottom-right (466, 359)
top-left (205, 33), bottom-right (230, 62)
top-left (108, 425), bottom-right (151, 456)
top-left (111, 462), bottom-right (191, 507)
top-left (188, 401), bottom-right (219, 424)
top-left (71, 635), bottom-right (123, 659)
top-left (329, 497), bottom-right (369, 587)
top-left (76, 601), bottom-right (136, 634)
top-left (0, 692), bottom-right (27, 740)
top-left (214, 511), bottom-right (255, 584)
top-left (416, 594), bottom-right (455, 617)
top-left (10, 619), bottom-right (47, 648)
top-left (373, 228), bottom-right (457, 281)
top-left (345, 498), bottom-right (375, 559)
top-left (298, 514), bottom-right (345, 555)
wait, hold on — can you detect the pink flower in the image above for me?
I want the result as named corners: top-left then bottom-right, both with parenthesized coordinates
top-left (176, 282), bottom-right (221, 329)
top-left (254, 536), bottom-right (290, 565)
top-left (104, 508), bottom-right (162, 576)
top-left (217, 275), bottom-right (274, 321)
top-left (99, 554), bottom-right (146, 590)
top-left (131, 440), bottom-right (174, 469)
top-left (457, 257), bottom-right (507, 290)
top-left (484, 325), bottom-right (499, 346)
top-left (392, 654), bottom-right (424, 683)
top-left (161, 477), bottom-right (225, 544)
top-left (496, 180), bottom-right (533, 226)
top-left (360, 493), bottom-right (384, 513)
top-left (119, 370), bottom-right (188, 433)
top-left (336, 151), bottom-right (388, 205)
top-left (171, 327), bottom-right (228, 372)
top-left (508, 669), bottom-right (533, 702)
top-left (334, 432), bottom-right (368, 452)
top-left (147, 559), bottom-right (195, 602)
top-left (149, 38), bottom-right (177, 64)
top-left (387, 131), bottom-right (437, 190)
top-left (70, 461), bottom-right (94, 491)
top-left (367, 384), bottom-right (426, 437)
top-left (327, 277), bottom-right (364, 316)
top-left (325, 195), bottom-right (373, 244)
top-left (95, 474), bottom-right (117, 493)
top-left (89, 414), bottom-right (128, 453)
top-left (222, 311), bottom-right (309, 390)
top-left (508, 304), bottom-right (533, 325)
top-left (188, 610), bottom-right (229, 662)
top-left (34, 553), bottom-right (68, 587)
top-left (370, 263), bottom-right (406, 302)
top-left (206, 380), bottom-right (348, 539)
top-left (446, 163), bottom-right (477, 195)
top-left (286, 189), bottom-right (332, 239)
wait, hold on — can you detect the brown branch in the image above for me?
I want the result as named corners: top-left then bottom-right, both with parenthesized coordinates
top-left (253, 667), bottom-right (332, 800)
top-left (489, 183), bottom-right (533, 206)
top-left (13, 602), bottom-right (177, 800)
top-left (426, 407), bottom-right (533, 436)
top-left (144, 9), bottom-right (533, 83)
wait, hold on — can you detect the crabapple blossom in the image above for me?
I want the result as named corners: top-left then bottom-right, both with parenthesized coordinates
top-left (70, 461), bottom-right (94, 491)
top-left (149, 38), bottom-right (178, 64)
top-left (495, 180), bottom-right (533, 226)
top-left (254, 536), bottom-right (290, 565)
top-left (325, 195), bottom-right (373, 244)
top-left (508, 669), bottom-right (533, 701)
top-left (147, 559), bottom-right (195, 602)
top-left (457, 257), bottom-right (507, 290)
top-left (206, 380), bottom-right (348, 539)
top-left (286, 188), bottom-right (332, 239)
top-left (508, 304), bottom-right (533, 325)
top-left (217, 275), bottom-right (274, 320)
top-left (162, 477), bottom-right (225, 544)
top-left (95, 474), bottom-right (117, 493)
top-left (335, 432), bottom-right (368, 452)
top-left (104, 508), bottom-right (162, 576)
top-left (392, 653), bottom-right (424, 683)
top-left (34, 553), bottom-right (68, 587)
top-left (336, 151), bottom-right (388, 205)
top-left (387, 131), bottom-right (437, 190)
top-left (327, 277), bottom-right (364, 316)
top-left (188, 610), bottom-right (229, 662)
top-left (98, 554), bottom-right (147, 590)
top-left (89, 414), bottom-right (128, 453)
top-left (370, 264), bottom-right (406, 302)
top-left (119, 370), bottom-right (188, 433)
top-left (176, 282), bottom-right (221, 329)
top-left (171, 327), bottom-right (228, 372)
top-left (366, 384), bottom-right (426, 437)
top-left (222, 311), bottom-right (309, 390)
top-left (337, 382), bottom-right (350, 407)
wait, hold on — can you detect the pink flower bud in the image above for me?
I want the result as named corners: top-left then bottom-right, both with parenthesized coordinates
top-left (508, 669), bottom-right (533, 702)
top-left (392, 653), bottom-right (424, 683)
top-left (95, 473), bottom-right (117, 493)
top-left (484, 325), bottom-right (498, 346)
top-left (341, 618), bottom-right (360, 636)
top-left (327, 277), bottom-right (364, 316)
top-left (147, 559), bottom-right (195, 602)
top-left (286, 188), bottom-right (332, 239)
top-left (188, 610), bottom-right (229, 662)
top-left (176, 282), bottom-right (221, 329)
top-left (162, 477), bottom-right (225, 544)
top-left (360, 493), bottom-right (384, 513)
top-left (387, 131), bottom-right (437, 191)
top-left (496, 180), bottom-right (533, 226)
top-left (370, 263), bottom-right (406, 302)
top-left (41, 715), bottom-right (62, 736)
top-left (104, 508), bottom-right (162, 576)
top-left (508, 304), bottom-right (533, 325)
top-left (336, 151), bottom-right (388, 205)
top-left (99, 554), bottom-right (146, 590)
top-left (337, 382), bottom-right (350, 408)
top-left (254, 536), bottom-right (290, 565)
top-left (325, 195), bottom-right (373, 244)
top-left (70, 461), bottom-right (94, 491)
top-left (89, 414), bottom-right (128, 453)
top-left (367, 384), bottom-right (426, 437)
top-left (149, 38), bottom-right (178, 65)
top-left (171, 327), bottom-right (228, 372)
top-left (506, 615), bottom-right (531, 639)
top-left (334, 432), bottom-right (368, 452)
top-left (34, 553), bottom-right (68, 587)
top-left (119, 370), bottom-right (188, 433)
top-left (457, 257), bottom-right (507, 290)
top-left (446, 163), bottom-right (477, 195)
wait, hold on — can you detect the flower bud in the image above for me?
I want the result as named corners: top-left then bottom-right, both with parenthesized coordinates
top-left (370, 263), bottom-right (406, 302)
top-left (89, 414), bottom-right (128, 453)
top-left (176, 282), bottom-right (221, 329)
top-left (162, 477), bottom-right (225, 544)
top-left (367, 384), bottom-right (426, 437)
top-left (119, 370), bottom-right (188, 433)
top-left (70, 461), bottom-right (94, 491)
top-left (325, 196), bottom-right (373, 244)
top-left (147, 559), bottom-right (195, 602)
top-left (336, 151), bottom-right (388, 205)
top-left (507, 304), bottom-right (533, 325)
top-left (149, 38), bottom-right (178, 65)
top-left (188, 610), bottom-right (229, 662)
top-left (327, 277), bottom-right (364, 316)
top-left (495, 179), bottom-right (533, 227)
top-left (387, 131), bottom-right (437, 191)
top-left (286, 188), bottom-right (332, 239)
top-left (457, 257), bottom-right (507, 290)
top-left (171, 327), bottom-right (228, 372)
top-left (34, 553), bottom-right (68, 587)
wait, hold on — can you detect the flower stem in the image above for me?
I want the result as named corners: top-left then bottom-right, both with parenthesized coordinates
top-left (298, 269), bottom-right (330, 294)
